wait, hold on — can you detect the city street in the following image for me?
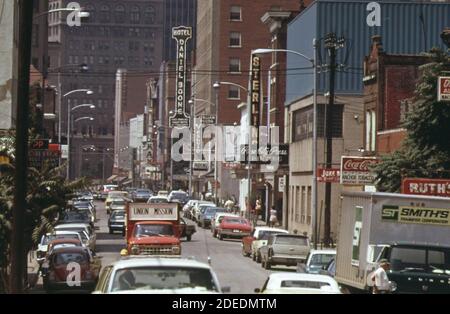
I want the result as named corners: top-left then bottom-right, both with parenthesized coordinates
top-left (93, 201), bottom-right (296, 294)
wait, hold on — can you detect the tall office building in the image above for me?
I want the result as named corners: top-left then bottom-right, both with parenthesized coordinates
top-left (47, 0), bottom-right (164, 180)
top-left (163, 0), bottom-right (197, 62)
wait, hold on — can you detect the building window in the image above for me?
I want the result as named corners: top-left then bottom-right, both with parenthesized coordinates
top-left (228, 86), bottom-right (240, 99)
top-left (229, 58), bottom-right (240, 73)
top-left (365, 109), bottom-right (376, 152)
top-left (301, 186), bottom-right (306, 224)
top-left (229, 32), bottom-right (241, 47)
top-left (130, 6), bottom-right (140, 23)
top-left (307, 187), bottom-right (312, 225)
top-left (99, 5), bottom-right (110, 23)
top-left (317, 104), bottom-right (344, 138)
top-left (143, 6), bottom-right (155, 24)
top-left (129, 41), bottom-right (139, 51)
top-left (115, 5), bottom-right (126, 24)
top-left (292, 107), bottom-right (313, 142)
top-left (230, 6), bottom-right (242, 21)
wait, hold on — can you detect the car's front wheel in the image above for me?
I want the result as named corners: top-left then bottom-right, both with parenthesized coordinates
top-left (186, 234), bottom-right (192, 241)
top-left (219, 233), bottom-right (224, 241)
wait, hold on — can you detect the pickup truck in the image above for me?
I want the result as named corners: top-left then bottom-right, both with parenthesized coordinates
top-left (260, 234), bottom-right (310, 270)
top-left (123, 203), bottom-right (182, 256)
top-left (336, 191), bottom-right (450, 294)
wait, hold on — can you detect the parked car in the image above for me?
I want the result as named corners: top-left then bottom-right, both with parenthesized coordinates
top-left (191, 201), bottom-right (215, 222)
top-left (157, 190), bottom-right (169, 197)
top-left (198, 207), bottom-right (228, 229)
top-left (147, 196), bottom-right (169, 204)
top-left (260, 234), bottom-right (310, 269)
top-left (211, 213), bottom-right (239, 238)
top-left (54, 223), bottom-right (96, 251)
top-left (217, 216), bottom-right (252, 241)
top-left (133, 189), bottom-right (153, 202)
top-left (179, 218), bottom-right (196, 241)
top-left (58, 210), bottom-right (93, 228)
top-left (92, 257), bottom-right (227, 294)
top-left (42, 246), bottom-right (101, 293)
top-left (168, 190), bottom-right (189, 205)
top-left (107, 199), bottom-right (127, 215)
top-left (194, 203), bottom-right (216, 222)
top-left (298, 249), bottom-right (336, 274)
top-left (108, 209), bottom-right (126, 235)
top-left (47, 238), bottom-right (83, 256)
top-left (37, 231), bottom-right (85, 265)
top-left (241, 227), bottom-right (288, 262)
top-left (254, 273), bottom-right (341, 294)
top-left (319, 259), bottom-right (336, 278)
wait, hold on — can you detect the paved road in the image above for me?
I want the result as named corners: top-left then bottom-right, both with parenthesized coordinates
top-left (94, 200), bottom-right (296, 294)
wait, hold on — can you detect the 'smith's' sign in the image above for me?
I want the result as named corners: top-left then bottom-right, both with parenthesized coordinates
top-left (382, 205), bottom-right (450, 227)
top-left (129, 203), bottom-right (179, 221)
top-left (438, 76), bottom-right (450, 102)
top-left (169, 26), bottom-right (192, 128)
top-left (250, 55), bottom-right (261, 128)
top-left (402, 178), bottom-right (450, 197)
top-left (340, 156), bottom-right (379, 185)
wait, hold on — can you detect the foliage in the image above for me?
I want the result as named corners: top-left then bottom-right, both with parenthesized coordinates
top-left (374, 48), bottom-right (450, 192)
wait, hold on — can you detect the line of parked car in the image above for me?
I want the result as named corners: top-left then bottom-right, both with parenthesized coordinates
top-left (36, 191), bottom-right (101, 293)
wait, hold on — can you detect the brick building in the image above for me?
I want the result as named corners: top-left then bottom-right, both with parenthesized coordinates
top-left (363, 35), bottom-right (430, 155)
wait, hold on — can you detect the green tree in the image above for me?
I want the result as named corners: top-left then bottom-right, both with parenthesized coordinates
top-left (374, 48), bottom-right (450, 192)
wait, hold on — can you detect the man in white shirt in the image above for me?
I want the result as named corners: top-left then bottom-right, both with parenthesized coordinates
top-left (371, 259), bottom-right (391, 294)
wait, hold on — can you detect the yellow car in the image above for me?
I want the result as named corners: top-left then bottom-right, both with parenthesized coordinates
top-left (105, 191), bottom-right (129, 207)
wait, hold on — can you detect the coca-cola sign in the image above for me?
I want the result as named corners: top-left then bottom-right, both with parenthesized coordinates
top-left (340, 156), bottom-right (379, 185)
top-left (438, 76), bottom-right (450, 102)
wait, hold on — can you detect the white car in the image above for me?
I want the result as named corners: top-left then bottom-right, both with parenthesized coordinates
top-left (299, 249), bottom-right (337, 274)
top-left (37, 231), bottom-right (85, 264)
top-left (211, 213), bottom-right (239, 237)
top-left (147, 196), bottom-right (169, 204)
top-left (54, 223), bottom-right (96, 251)
top-left (243, 227), bottom-right (288, 263)
top-left (255, 273), bottom-right (342, 294)
top-left (191, 201), bottom-right (215, 222)
top-left (93, 257), bottom-right (229, 294)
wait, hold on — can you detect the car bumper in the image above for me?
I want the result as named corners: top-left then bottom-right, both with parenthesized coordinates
top-left (109, 223), bottom-right (125, 230)
top-left (45, 280), bottom-right (96, 291)
top-left (220, 229), bottom-right (251, 238)
top-left (269, 255), bottom-right (307, 266)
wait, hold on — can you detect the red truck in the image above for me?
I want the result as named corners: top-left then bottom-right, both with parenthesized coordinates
top-left (123, 203), bottom-right (182, 256)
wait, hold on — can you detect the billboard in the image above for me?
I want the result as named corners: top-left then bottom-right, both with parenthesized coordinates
top-left (317, 168), bottom-right (341, 183)
top-left (402, 178), bottom-right (450, 197)
top-left (438, 76), bottom-right (450, 102)
top-left (340, 156), bottom-right (379, 185)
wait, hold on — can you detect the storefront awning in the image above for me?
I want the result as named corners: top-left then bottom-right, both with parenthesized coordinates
top-left (106, 175), bottom-right (118, 182)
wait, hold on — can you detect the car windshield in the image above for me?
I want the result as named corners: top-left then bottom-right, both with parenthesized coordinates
top-left (149, 198), bottom-right (168, 204)
top-left (57, 228), bottom-right (88, 241)
top-left (111, 201), bottom-right (126, 206)
top-left (137, 190), bottom-right (151, 194)
top-left (205, 208), bottom-right (218, 215)
top-left (275, 236), bottom-right (308, 246)
top-left (280, 280), bottom-right (331, 289)
top-left (111, 211), bottom-right (125, 219)
top-left (309, 254), bottom-right (336, 267)
top-left (111, 267), bottom-right (217, 292)
top-left (43, 234), bottom-right (79, 245)
top-left (134, 224), bottom-right (174, 237)
top-left (223, 218), bottom-right (247, 224)
top-left (61, 212), bottom-right (89, 222)
top-left (389, 247), bottom-right (450, 274)
top-left (54, 252), bottom-right (88, 266)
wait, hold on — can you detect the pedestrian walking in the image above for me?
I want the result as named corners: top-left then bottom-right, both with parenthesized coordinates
top-left (269, 206), bottom-right (278, 227)
top-left (371, 259), bottom-right (392, 294)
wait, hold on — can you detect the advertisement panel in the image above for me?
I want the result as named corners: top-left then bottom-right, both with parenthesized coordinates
top-left (402, 178), bottom-right (450, 197)
top-left (317, 168), bottom-right (341, 183)
top-left (381, 205), bottom-right (450, 226)
top-left (340, 156), bottom-right (379, 185)
top-left (438, 76), bottom-right (450, 102)
top-left (128, 203), bottom-right (179, 221)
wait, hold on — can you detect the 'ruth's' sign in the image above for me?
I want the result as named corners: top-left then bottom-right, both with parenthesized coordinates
top-left (402, 178), bottom-right (450, 197)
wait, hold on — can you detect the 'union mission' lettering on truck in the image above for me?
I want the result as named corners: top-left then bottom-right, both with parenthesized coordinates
top-left (133, 207), bottom-right (174, 216)
top-left (129, 204), bottom-right (179, 221)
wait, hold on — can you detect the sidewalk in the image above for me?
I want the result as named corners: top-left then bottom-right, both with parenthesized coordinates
top-left (26, 250), bottom-right (44, 293)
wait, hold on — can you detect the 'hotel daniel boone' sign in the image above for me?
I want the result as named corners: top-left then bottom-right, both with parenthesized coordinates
top-left (169, 26), bottom-right (192, 128)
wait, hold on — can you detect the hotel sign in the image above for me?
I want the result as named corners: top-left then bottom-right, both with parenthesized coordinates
top-left (250, 55), bottom-right (261, 128)
top-left (169, 26), bottom-right (192, 128)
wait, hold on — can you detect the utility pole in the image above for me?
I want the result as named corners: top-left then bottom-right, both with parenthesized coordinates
top-left (11, 0), bottom-right (34, 294)
top-left (323, 33), bottom-right (345, 247)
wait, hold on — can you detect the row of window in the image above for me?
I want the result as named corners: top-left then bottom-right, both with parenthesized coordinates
top-left (290, 185), bottom-right (312, 226)
top-left (67, 55), bottom-right (154, 67)
top-left (67, 26), bottom-right (156, 39)
top-left (69, 40), bottom-right (155, 53)
top-left (84, 4), bottom-right (156, 24)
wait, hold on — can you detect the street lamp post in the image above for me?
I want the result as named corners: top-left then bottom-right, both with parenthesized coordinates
top-left (67, 106), bottom-right (95, 180)
top-left (252, 44), bottom-right (318, 248)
